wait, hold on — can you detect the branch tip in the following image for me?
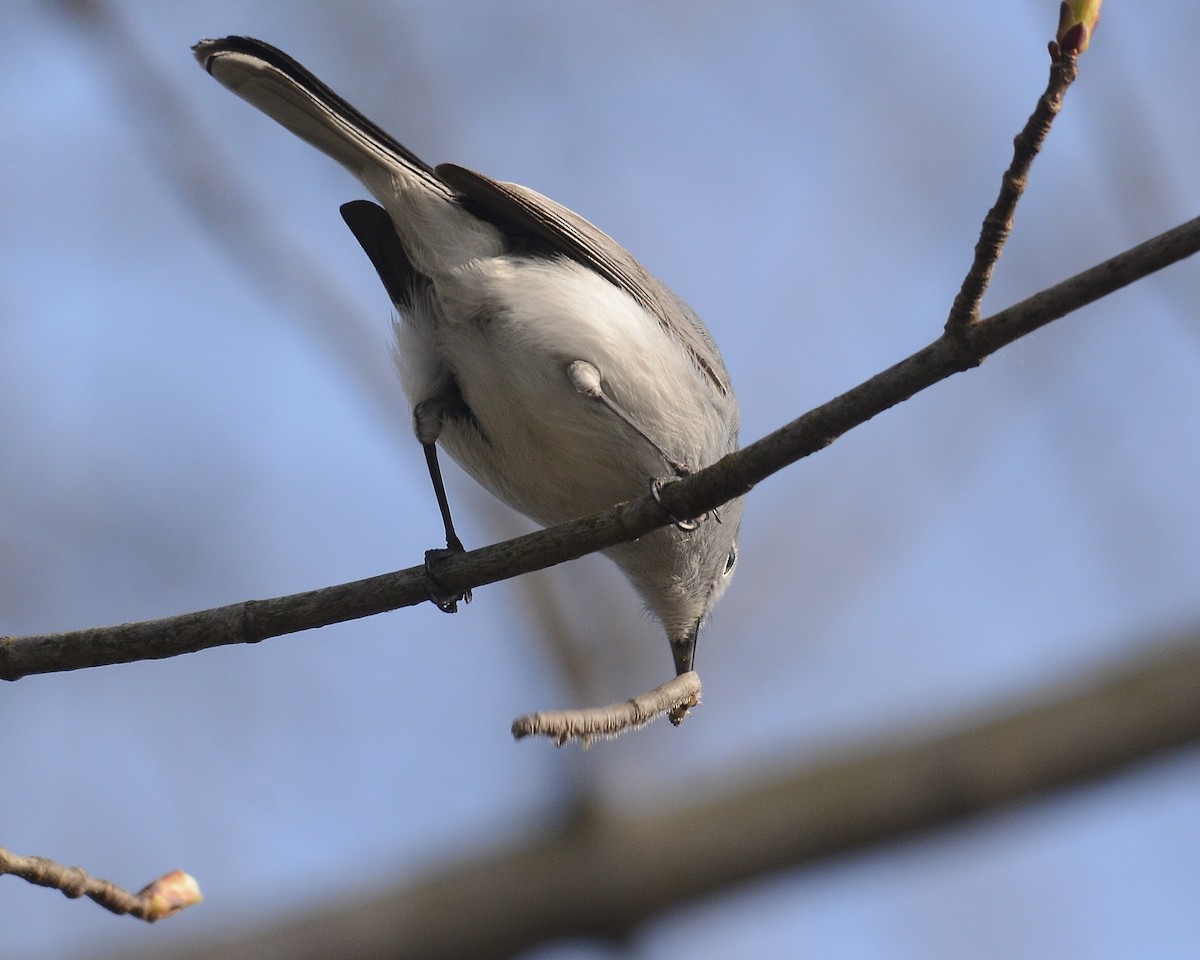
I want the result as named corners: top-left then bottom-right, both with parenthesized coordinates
top-left (0, 848), bottom-right (201, 922)
top-left (945, 33), bottom-right (1083, 335)
top-left (1052, 0), bottom-right (1101, 59)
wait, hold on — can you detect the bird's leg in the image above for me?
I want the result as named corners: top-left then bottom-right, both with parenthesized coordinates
top-left (567, 360), bottom-right (691, 476)
top-left (567, 360), bottom-right (707, 532)
top-left (414, 392), bottom-right (472, 613)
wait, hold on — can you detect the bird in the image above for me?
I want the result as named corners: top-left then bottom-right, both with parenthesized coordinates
top-left (193, 36), bottom-right (743, 682)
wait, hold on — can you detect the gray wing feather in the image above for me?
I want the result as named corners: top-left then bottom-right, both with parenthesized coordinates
top-left (435, 163), bottom-right (732, 397)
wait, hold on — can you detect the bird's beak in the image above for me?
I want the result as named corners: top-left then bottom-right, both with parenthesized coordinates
top-left (670, 621), bottom-right (700, 676)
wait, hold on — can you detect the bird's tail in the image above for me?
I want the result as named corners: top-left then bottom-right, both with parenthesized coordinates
top-left (193, 36), bottom-right (450, 202)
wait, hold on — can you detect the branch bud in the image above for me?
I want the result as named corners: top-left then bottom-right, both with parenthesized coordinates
top-left (138, 870), bottom-right (203, 920)
top-left (1052, 0), bottom-right (1101, 58)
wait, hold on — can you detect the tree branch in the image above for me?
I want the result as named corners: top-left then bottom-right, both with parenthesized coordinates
top-left (945, 52), bottom-right (1080, 332)
top-left (105, 632), bottom-right (1200, 960)
top-left (511, 671), bottom-right (702, 744)
top-left (0, 850), bottom-right (200, 923)
top-left (4, 215), bottom-right (1199, 682)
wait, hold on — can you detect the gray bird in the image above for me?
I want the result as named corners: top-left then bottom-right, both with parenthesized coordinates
top-left (194, 36), bottom-right (742, 679)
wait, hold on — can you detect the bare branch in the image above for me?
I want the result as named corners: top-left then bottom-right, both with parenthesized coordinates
top-left (0, 849), bottom-right (201, 922)
top-left (945, 53), bottom-right (1080, 332)
top-left (511, 671), bottom-right (702, 745)
top-left (4, 214), bottom-right (1199, 682)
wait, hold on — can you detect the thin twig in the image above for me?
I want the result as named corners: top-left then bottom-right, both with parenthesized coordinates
top-left (3, 215), bottom-right (1199, 683)
top-left (945, 53), bottom-right (1081, 334)
top-left (511, 672), bottom-right (702, 745)
top-left (0, 848), bottom-right (201, 922)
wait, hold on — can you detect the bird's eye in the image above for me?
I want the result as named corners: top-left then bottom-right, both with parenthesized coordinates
top-left (723, 545), bottom-right (738, 576)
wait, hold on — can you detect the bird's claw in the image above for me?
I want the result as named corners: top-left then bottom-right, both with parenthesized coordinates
top-left (424, 539), bottom-right (472, 613)
top-left (650, 477), bottom-right (703, 532)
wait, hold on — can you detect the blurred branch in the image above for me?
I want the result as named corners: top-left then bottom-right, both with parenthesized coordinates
top-left (0, 849), bottom-right (200, 922)
top-left (53, 0), bottom-right (410, 432)
top-left (105, 632), bottom-right (1200, 960)
top-left (4, 213), bottom-right (1200, 682)
top-left (480, 506), bottom-right (601, 710)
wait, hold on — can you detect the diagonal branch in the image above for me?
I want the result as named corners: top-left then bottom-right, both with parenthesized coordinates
top-left (103, 631), bottom-right (1200, 960)
top-left (55, 0), bottom-right (410, 432)
top-left (945, 52), bottom-right (1081, 333)
top-left (3, 215), bottom-right (1199, 682)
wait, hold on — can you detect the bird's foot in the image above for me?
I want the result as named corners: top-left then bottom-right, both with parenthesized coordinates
top-left (424, 537), bottom-right (472, 613)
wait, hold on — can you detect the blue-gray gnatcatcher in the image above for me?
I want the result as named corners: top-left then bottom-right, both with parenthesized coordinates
top-left (194, 37), bottom-right (743, 679)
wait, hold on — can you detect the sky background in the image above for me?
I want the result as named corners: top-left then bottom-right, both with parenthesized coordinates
top-left (2, 1), bottom-right (1199, 958)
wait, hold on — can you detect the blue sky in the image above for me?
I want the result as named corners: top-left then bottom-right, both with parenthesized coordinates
top-left (2, 2), bottom-right (1199, 958)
